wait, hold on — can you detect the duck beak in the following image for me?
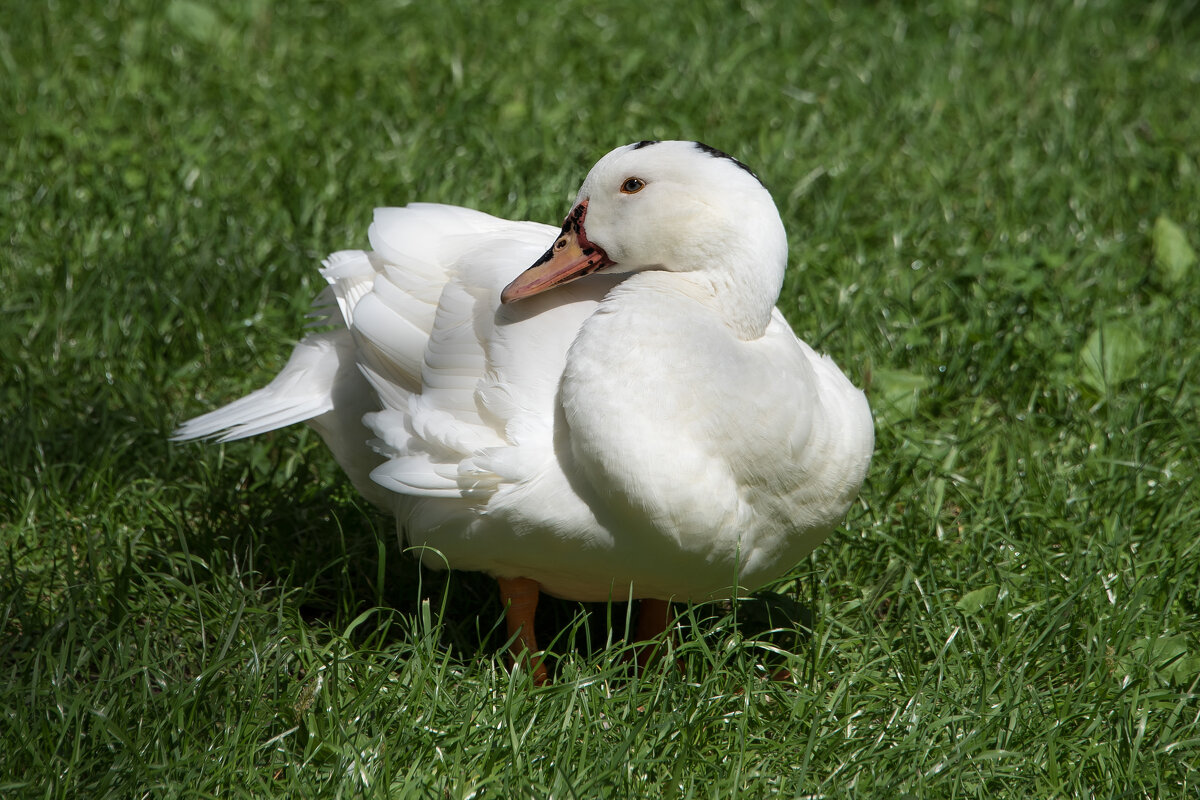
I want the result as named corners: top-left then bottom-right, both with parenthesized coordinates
top-left (501, 200), bottom-right (613, 303)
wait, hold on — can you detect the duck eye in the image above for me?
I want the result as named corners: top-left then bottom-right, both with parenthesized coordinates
top-left (620, 177), bottom-right (646, 194)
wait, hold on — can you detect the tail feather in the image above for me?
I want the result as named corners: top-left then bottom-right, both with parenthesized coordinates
top-left (172, 332), bottom-right (348, 442)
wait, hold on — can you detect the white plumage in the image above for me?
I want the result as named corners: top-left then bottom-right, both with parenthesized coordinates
top-left (176, 141), bottom-right (873, 608)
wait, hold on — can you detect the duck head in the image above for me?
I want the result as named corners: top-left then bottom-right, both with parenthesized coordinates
top-left (501, 141), bottom-right (788, 335)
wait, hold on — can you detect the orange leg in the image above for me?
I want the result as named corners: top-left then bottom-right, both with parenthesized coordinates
top-left (634, 598), bottom-right (675, 672)
top-left (497, 577), bottom-right (548, 685)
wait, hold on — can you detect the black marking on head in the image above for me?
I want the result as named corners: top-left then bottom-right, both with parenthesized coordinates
top-left (692, 141), bottom-right (763, 186)
top-left (632, 140), bottom-right (659, 150)
top-left (562, 202), bottom-right (586, 235)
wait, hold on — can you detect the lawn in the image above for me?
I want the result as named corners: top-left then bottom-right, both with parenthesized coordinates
top-left (2, 0), bottom-right (1199, 796)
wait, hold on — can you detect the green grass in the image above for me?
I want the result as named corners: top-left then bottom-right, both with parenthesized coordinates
top-left (3, 0), bottom-right (1199, 796)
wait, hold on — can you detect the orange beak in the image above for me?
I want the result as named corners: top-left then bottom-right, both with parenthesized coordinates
top-left (501, 200), bottom-right (613, 303)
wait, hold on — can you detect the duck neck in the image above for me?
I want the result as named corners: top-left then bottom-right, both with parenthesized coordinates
top-left (610, 252), bottom-right (784, 341)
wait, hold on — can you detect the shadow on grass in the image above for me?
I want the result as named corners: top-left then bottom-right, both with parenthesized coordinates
top-left (169, 443), bottom-right (820, 679)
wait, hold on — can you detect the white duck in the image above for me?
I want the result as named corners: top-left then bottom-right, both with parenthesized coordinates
top-left (175, 141), bottom-right (874, 681)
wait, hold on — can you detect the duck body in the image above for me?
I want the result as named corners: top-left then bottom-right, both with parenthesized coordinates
top-left (176, 141), bottom-right (873, 608)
